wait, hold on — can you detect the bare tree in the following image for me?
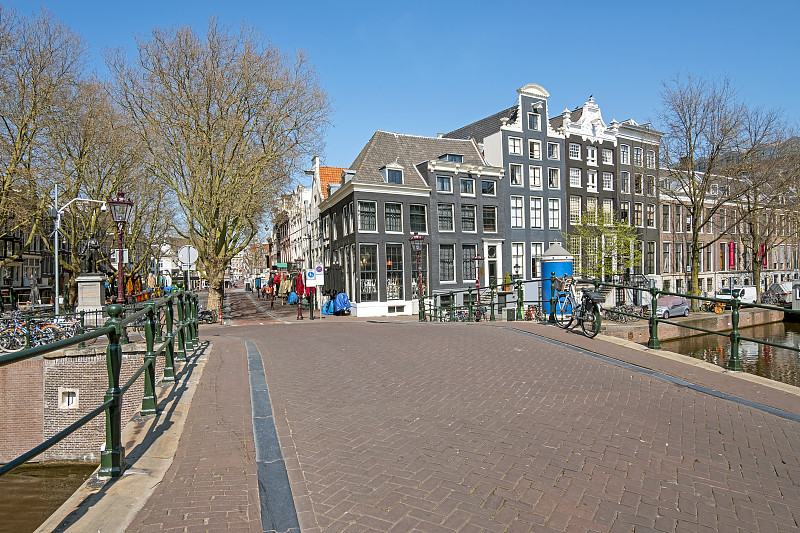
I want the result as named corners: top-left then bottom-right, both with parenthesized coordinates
top-left (108, 18), bottom-right (330, 311)
top-left (0, 7), bottom-right (86, 274)
top-left (563, 209), bottom-right (643, 280)
top-left (727, 110), bottom-right (797, 300)
top-left (659, 75), bottom-right (743, 301)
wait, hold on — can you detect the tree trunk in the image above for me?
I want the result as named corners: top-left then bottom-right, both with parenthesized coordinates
top-left (207, 268), bottom-right (225, 312)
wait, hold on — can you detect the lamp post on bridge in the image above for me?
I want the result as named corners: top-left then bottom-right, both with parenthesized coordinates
top-left (106, 192), bottom-right (134, 305)
top-left (410, 232), bottom-right (425, 321)
top-left (295, 258), bottom-right (304, 320)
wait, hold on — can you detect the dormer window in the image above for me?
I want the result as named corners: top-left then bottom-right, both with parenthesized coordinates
top-left (438, 153), bottom-right (463, 163)
top-left (381, 164), bottom-right (404, 184)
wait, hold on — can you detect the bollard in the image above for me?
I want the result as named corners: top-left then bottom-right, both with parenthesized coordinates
top-left (490, 285), bottom-right (496, 322)
top-left (647, 286), bottom-right (661, 349)
top-left (516, 279), bottom-right (524, 321)
top-left (467, 287), bottom-right (474, 322)
top-left (141, 303), bottom-right (157, 416)
top-left (449, 292), bottom-right (455, 322)
top-left (727, 298), bottom-right (742, 371)
top-left (99, 304), bottom-right (126, 477)
top-left (548, 272), bottom-right (557, 324)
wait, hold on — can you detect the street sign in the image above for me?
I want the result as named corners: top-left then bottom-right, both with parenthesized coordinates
top-left (314, 263), bottom-right (324, 285)
top-left (177, 245), bottom-right (199, 265)
top-left (110, 249), bottom-right (129, 265)
top-left (305, 269), bottom-right (318, 287)
top-left (277, 263), bottom-right (287, 268)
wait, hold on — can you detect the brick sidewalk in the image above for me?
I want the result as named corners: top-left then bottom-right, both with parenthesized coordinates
top-left (104, 291), bottom-right (800, 532)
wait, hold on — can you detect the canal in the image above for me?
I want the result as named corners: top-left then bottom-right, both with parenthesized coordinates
top-left (0, 463), bottom-right (96, 533)
top-left (660, 321), bottom-right (800, 388)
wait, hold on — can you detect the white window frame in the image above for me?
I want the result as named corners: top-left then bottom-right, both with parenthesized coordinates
top-left (569, 196), bottom-right (581, 225)
top-left (586, 197), bottom-right (598, 225)
top-left (461, 204), bottom-right (477, 233)
top-left (646, 204), bottom-right (656, 228)
top-left (634, 202), bottom-right (644, 227)
top-left (602, 148), bottom-right (613, 165)
top-left (620, 171), bottom-right (630, 193)
top-left (547, 142), bottom-right (559, 160)
top-left (602, 198), bottom-right (613, 225)
top-left (527, 112), bottom-right (540, 131)
top-left (512, 242), bottom-right (525, 279)
top-left (460, 177), bottom-right (475, 196)
top-left (547, 168), bottom-right (560, 189)
top-left (586, 170), bottom-right (598, 193)
top-left (548, 198), bottom-right (561, 229)
top-left (620, 144), bottom-right (630, 165)
top-left (437, 203), bottom-right (455, 232)
top-left (358, 200), bottom-right (378, 233)
top-left (384, 202), bottom-right (403, 233)
top-left (510, 196), bottom-right (524, 228)
top-left (531, 242), bottom-right (544, 278)
top-left (508, 137), bottom-right (522, 155)
top-left (481, 180), bottom-right (496, 196)
top-left (530, 197), bottom-right (543, 229)
top-left (569, 168), bottom-right (581, 188)
top-left (646, 149), bottom-right (656, 169)
top-left (620, 201), bottom-right (630, 225)
top-left (509, 163), bottom-right (523, 187)
top-left (436, 175), bottom-right (453, 193)
top-left (602, 172), bottom-right (613, 191)
top-left (569, 142), bottom-right (581, 160)
top-left (586, 146), bottom-right (597, 166)
top-left (633, 147), bottom-right (643, 166)
top-left (529, 165), bottom-right (542, 190)
top-left (529, 140), bottom-right (542, 160)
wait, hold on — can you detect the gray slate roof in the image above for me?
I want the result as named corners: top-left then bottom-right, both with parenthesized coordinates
top-left (549, 107), bottom-right (583, 131)
top-left (442, 105), bottom-right (518, 143)
top-left (346, 131), bottom-right (486, 186)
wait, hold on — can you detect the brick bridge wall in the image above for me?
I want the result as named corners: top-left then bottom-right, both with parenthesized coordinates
top-left (1, 343), bottom-right (167, 463)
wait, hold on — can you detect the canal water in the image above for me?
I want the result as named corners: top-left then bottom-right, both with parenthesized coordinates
top-left (0, 463), bottom-right (96, 533)
top-left (660, 321), bottom-right (800, 388)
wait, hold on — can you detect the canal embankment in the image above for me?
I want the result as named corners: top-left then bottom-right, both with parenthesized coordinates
top-left (601, 306), bottom-right (787, 343)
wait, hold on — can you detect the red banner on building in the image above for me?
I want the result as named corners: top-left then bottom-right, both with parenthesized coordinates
top-left (729, 241), bottom-right (736, 269)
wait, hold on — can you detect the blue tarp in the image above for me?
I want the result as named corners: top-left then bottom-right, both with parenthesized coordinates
top-left (333, 292), bottom-right (351, 312)
top-left (287, 291), bottom-right (298, 305)
top-left (321, 301), bottom-right (334, 315)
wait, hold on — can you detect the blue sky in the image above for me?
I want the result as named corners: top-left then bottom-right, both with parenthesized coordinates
top-left (6, 0), bottom-right (799, 185)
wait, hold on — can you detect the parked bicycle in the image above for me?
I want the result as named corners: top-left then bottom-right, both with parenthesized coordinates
top-left (700, 300), bottom-right (725, 314)
top-left (0, 314), bottom-right (63, 352)
top-left (553, 276), bottom-right (605, 338)
top-left (525, 305), bottom-right (546, 322)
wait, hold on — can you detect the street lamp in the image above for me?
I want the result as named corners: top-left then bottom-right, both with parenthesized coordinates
top-left (295, 258), bottom-right (304, 320)
top-left (514, 264), bottom-right (521, 280)
top-left (52, 183), bottom-right (107, 315)
top-left (409, 232), bottom-right (424, 320)
top-left (106, 191), bottom-right (134, 304)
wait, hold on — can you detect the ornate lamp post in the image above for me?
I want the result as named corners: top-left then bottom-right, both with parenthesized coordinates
top-left (473, 254), bottom-right (485, 306)
top-left (106, 192), bottom-right (134, 304)
top-left (295, 258), bottom-right (304, 320)
top-left (409, 232), bottom-right (425, 320)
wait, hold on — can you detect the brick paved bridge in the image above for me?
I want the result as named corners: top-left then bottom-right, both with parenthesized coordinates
top-left (43, 290), bottom-right (800, 533)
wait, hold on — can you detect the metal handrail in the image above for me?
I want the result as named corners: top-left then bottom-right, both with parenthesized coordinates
top-left (0, 287), bottom-right (200, 478)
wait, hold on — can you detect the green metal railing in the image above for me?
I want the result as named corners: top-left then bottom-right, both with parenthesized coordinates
top-left (419, 272), bottom-right (800, 374)
top-left (0, 286), bottom-right (200, 478)
top-left (419, 276), bottom-right (549, 323)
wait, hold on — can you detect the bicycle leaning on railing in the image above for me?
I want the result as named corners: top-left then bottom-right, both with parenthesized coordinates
top-left (552, 275), bottom-right (605, 338)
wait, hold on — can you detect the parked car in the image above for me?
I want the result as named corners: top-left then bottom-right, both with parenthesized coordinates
top-left (765, 282), bottom-right (794, 306)
top-left (716, 285), bottom-right (758, 306)
top-left (656, 296), bottom-right (690, 319)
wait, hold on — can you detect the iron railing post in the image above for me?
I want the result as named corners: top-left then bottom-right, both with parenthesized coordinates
top-left (163, 294), bottom-right (175, 382)
top-left (728, 298), bottom-right (742, 371)
top-left (490, 284), bottom-right (496, 321)
top-left (548, 272), bottom-right (557, 324)
top-left (141, 303), bottom-right (157, 416)
top-left (449, 292), bottom-right (455, 322)
top-left (516, 279), bottom-right (523, 321)
top-left (77, 311), bottom-right (86, 348)
top-left (99, 304), bottom-right (125, 477)
top-left (467, 288), bottom-right (474, 322)
top-left (419, 294), bottom-right (425, 322)
top-left (647, 286), bottom-right (661, 349)
top-left (25, 315), bottom-right (31, 349)
top-left (185, 293), bottom-right (196, 350)
top-left (175, 288), bottom-right (186, 362)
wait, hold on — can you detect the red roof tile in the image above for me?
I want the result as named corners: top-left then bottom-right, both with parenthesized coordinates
top-left (319, 166), bottom-right (345, 199)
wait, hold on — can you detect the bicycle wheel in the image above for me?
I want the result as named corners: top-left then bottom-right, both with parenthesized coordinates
top-left (37, 325), bottom-right (62, 345)
top-left (580, 303), bottom-right (602, 338)
top-left (0, 327), bottom-right (26, 352)
top-left (554, 294), bottom-right (573, 329)
top-left (713, 302), bottom-right (724, 314)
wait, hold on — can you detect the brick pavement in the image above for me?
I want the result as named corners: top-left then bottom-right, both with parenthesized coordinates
top-left (226, 293), bottom-right (800, 533)
top-left (107, 291), bottom-right (800, 532)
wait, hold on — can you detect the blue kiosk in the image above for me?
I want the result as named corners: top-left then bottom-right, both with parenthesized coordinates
top-left (541, 243), bottom-right (574, 312)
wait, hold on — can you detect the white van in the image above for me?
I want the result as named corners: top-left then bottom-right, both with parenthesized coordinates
top-left (716, 285), bottom-right (758, 306)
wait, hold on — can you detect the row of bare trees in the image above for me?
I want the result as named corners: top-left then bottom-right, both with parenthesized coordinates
top-left (660, 75), bottom-right (799, 303)
top-left (0, 7), bottom-right (329, 311)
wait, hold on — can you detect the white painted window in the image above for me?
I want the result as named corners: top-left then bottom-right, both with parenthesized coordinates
top-left (509, 164), bottom-right (523, 186)
top-left (602, 172), bottom-right (613, 190)
top-left (569, 143), bottom-right (581, 160)
top-left (547, 143), bottom-right (559, 160)
top-left (548, 168), bottom-right (560, 189)
top-left (529, 140), bottom-right (542, 160)
top-left (528, 113), bottom-right (540, 130)
top-left (510, 196), bottom-right (524, 228)
top-left (586, 146), bottom-right (597, 166)
top-left (529, 165), bottom-right (542, 190)
top-left (646, 149), bottom-right (656, 169)
top-left (621, 171), bottom-right (630, 193)
top-left (586, 170), bottom-right (598, 193)
top-left (530, 197), bottom-right (543, 228)
top-left (508, 137), bottom-right (522, 155)
top-left (602, 149), bottom-right (613, 164)
top-left (569, 196), bottom-right (581, 225)
top-left (633, 147), bottom-right (643, 166)
top-left (548, 199), bottom-right (561, 229)
top-left (620, 144), bottom-right (630, 165)
top-left (569, 168), bottom-right (581, 188)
